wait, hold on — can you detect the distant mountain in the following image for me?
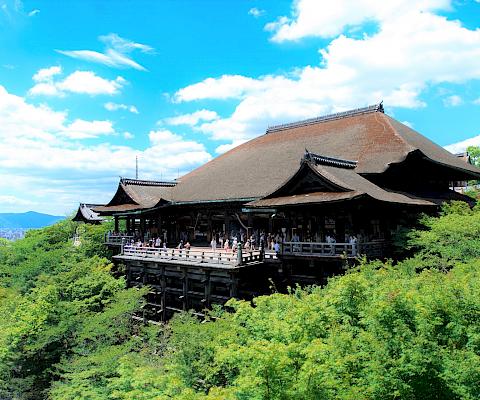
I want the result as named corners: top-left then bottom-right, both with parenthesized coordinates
top-left (0, 211), bottom-right (64, 229)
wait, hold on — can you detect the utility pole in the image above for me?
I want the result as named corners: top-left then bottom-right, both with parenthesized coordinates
top-left (136, 156), bottom-right (138, 179)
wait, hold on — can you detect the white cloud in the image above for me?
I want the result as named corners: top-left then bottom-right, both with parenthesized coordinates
top-left (164, 109), bottom-right (219, 126)
top-left (175, 1), bottom-right (480, 144)
top-left (443, 94), bottom-right (463, 107)
top-left (33, 65), bottom-right (61, 82)
top-left (64, 119), bottom-right (114, 139)
top-left (57, 33), bottom-right (153, 71)
top-left (123, 131), bottom-right (134, 139)
top-left (104, 102), bottom-right (139, 114)
top-left (265, 0), bottom-right (451, 42)
top-left (0, 85), bottom-right (212, 213)
top-left (28, 8), bottom-right (39, 17)
top-left (215, 140), bottom-right (248, 154)
top-left (29, 68), bottom-right (126, 96)
top-left (174, 75), bottom-right (268, 102)
top-left (445, 134), bottom-right (480, 154)
top-left (473, 97), bottom-right (480, 105)
top-left (59, 72), bottom-right (125, 95)
top-left (0, 195), bottom-right (34, 207)
top-left (249, 7), bottom-right (265, 18)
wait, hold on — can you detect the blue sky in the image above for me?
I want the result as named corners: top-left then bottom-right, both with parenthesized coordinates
top-left (0, 0), bottom-right (480, 215)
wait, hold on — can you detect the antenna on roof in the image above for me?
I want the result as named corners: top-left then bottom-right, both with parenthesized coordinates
top-left (135, 156), bottom-right (138, 179)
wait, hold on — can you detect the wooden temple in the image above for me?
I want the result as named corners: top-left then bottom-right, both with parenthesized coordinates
top-left (76, 104), bottom-right (480, 320)
top-left (72, 203), bottom-right (104, 224)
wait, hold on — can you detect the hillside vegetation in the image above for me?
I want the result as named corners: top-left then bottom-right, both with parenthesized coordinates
top-left (1, 202), bottom-right (480, 399)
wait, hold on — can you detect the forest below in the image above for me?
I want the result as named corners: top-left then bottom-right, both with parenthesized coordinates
top-left (1, 201), bottom-right (480, 400)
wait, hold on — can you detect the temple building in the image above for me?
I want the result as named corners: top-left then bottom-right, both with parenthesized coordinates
top-left (76, 104), bottom-right (480, 320)
top-left (72, 203), bottom-right (104, 224)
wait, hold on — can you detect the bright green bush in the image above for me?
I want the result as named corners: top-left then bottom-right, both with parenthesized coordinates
top-left (2, 203), bottom-right (480, 399)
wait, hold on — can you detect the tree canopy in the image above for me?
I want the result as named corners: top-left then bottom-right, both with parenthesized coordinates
top-left (1, 203), bottom-right (480, 399)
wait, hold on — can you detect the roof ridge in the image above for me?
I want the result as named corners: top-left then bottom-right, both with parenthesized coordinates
top-left (303, 150), bottom-right (358, 169)
top-left (120, 177), bottom-right (177, 187)
top-left (266, 102), bottom-right (384, 133)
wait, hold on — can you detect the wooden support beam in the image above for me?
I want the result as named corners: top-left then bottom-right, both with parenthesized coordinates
top-left (182, 268), bottom-right (188, 311)
top-left (229, 272), bottom-right (238, 298)
top-left (203, 270), bottom-right (211, 308)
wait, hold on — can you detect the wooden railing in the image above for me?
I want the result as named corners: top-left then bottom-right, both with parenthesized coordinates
top-left (120, 245), bottom-right (262, 266)
top-left (105, 233), bottom-right (134, 245)
top-left (281, 241), bottom-right (387, 258)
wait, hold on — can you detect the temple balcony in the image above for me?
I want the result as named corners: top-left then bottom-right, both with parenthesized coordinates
top-left (104, 232), bottom-right (134, 246)
top-left (116, 245), bottom-right (266, 267)
top-left (280, 240), bottom-right (388, 259)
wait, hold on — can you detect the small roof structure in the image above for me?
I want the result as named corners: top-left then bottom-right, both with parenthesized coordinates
top-left (247, 152), bottom-right (436, 208)
top-left (94, 178), bottom-right (176, 215)
top-left (72, 203), bottom-right (104, 223)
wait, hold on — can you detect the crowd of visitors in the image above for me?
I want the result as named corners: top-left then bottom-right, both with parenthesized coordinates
top-left (110, 228), bottom-right (361, 257)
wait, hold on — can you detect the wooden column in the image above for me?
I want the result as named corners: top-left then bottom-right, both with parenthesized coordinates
top-left (203, 270), bottom-right (211, 308)
top-left (160, 266), bottom-right (166, 322)
top-left (114, 216), bottom-right (119, 232)
top-left (140, 218), bottom-right (146, 240)
top-left (181, 268), bottom-right (188, 311)
top-left (224, 211), bottom-right (230, 237)
top-left (229, 273), bottom-right (238, 298)
top-left (126, 217), bottom-right (131, 233)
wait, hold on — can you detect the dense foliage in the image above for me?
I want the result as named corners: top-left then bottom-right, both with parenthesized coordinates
top-left (1, 202), bottom-right (480, 399)
top-left (0, 220), bottom-right (147, 399)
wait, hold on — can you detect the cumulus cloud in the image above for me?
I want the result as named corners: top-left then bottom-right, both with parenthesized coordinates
top-left (445, 134), bottom-right (480, 154)
top-left (0, 85), bottom-right (211, 213)
top-left (174, 0), bottom-right (480, 144)
top-left (33, 65), bottom-right (61, 82)
top-left (104, 102), bottom-right (139, 113)
top-left (265, 0), bottom-right (451, 42)
top-left (215, 140), bottom-right (248, 154)
top-left (57, 33), bottom-right (153, 71)
top-left (164, 109), bottom-right (219, 126)
top-left (29, 68), bottom-right (126, 96)
top-left (64, 119), bottom-right (114, 139)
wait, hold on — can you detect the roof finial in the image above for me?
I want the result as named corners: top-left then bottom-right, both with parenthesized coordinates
top-left (303, 148), bottom-right (312, 163)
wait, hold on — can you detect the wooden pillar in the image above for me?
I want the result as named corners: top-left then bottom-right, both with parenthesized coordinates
top-left (224, 211), bottom-right (230, 237)
top-left (114, 216), bottom-right (119, 232)
top-left (229, 273), bottom-right (238, 298)
top-left (140, 217), bottom-right (146, 240)
top-left (203, 270), bottom-right (211, 308)
top-left (207, 211), bottom-right (213, 242)
top-left (247, 214), bottom-right (253, 238)
top-left (126, 264), bottom-right (132, 287)
top-left (160, 266), bottom-right (166, 322)
top-left (126, 217), bottom-right (131, 233)
top-left (182, 268), bottom-right (188, 311)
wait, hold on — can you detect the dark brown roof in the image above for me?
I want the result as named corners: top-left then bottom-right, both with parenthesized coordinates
top-left (171, 105), bottom-right (480, 203)
top-left (247, 161), bottom-right (435, 208)
top-left (95, 178), bottom-right (176, 214)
